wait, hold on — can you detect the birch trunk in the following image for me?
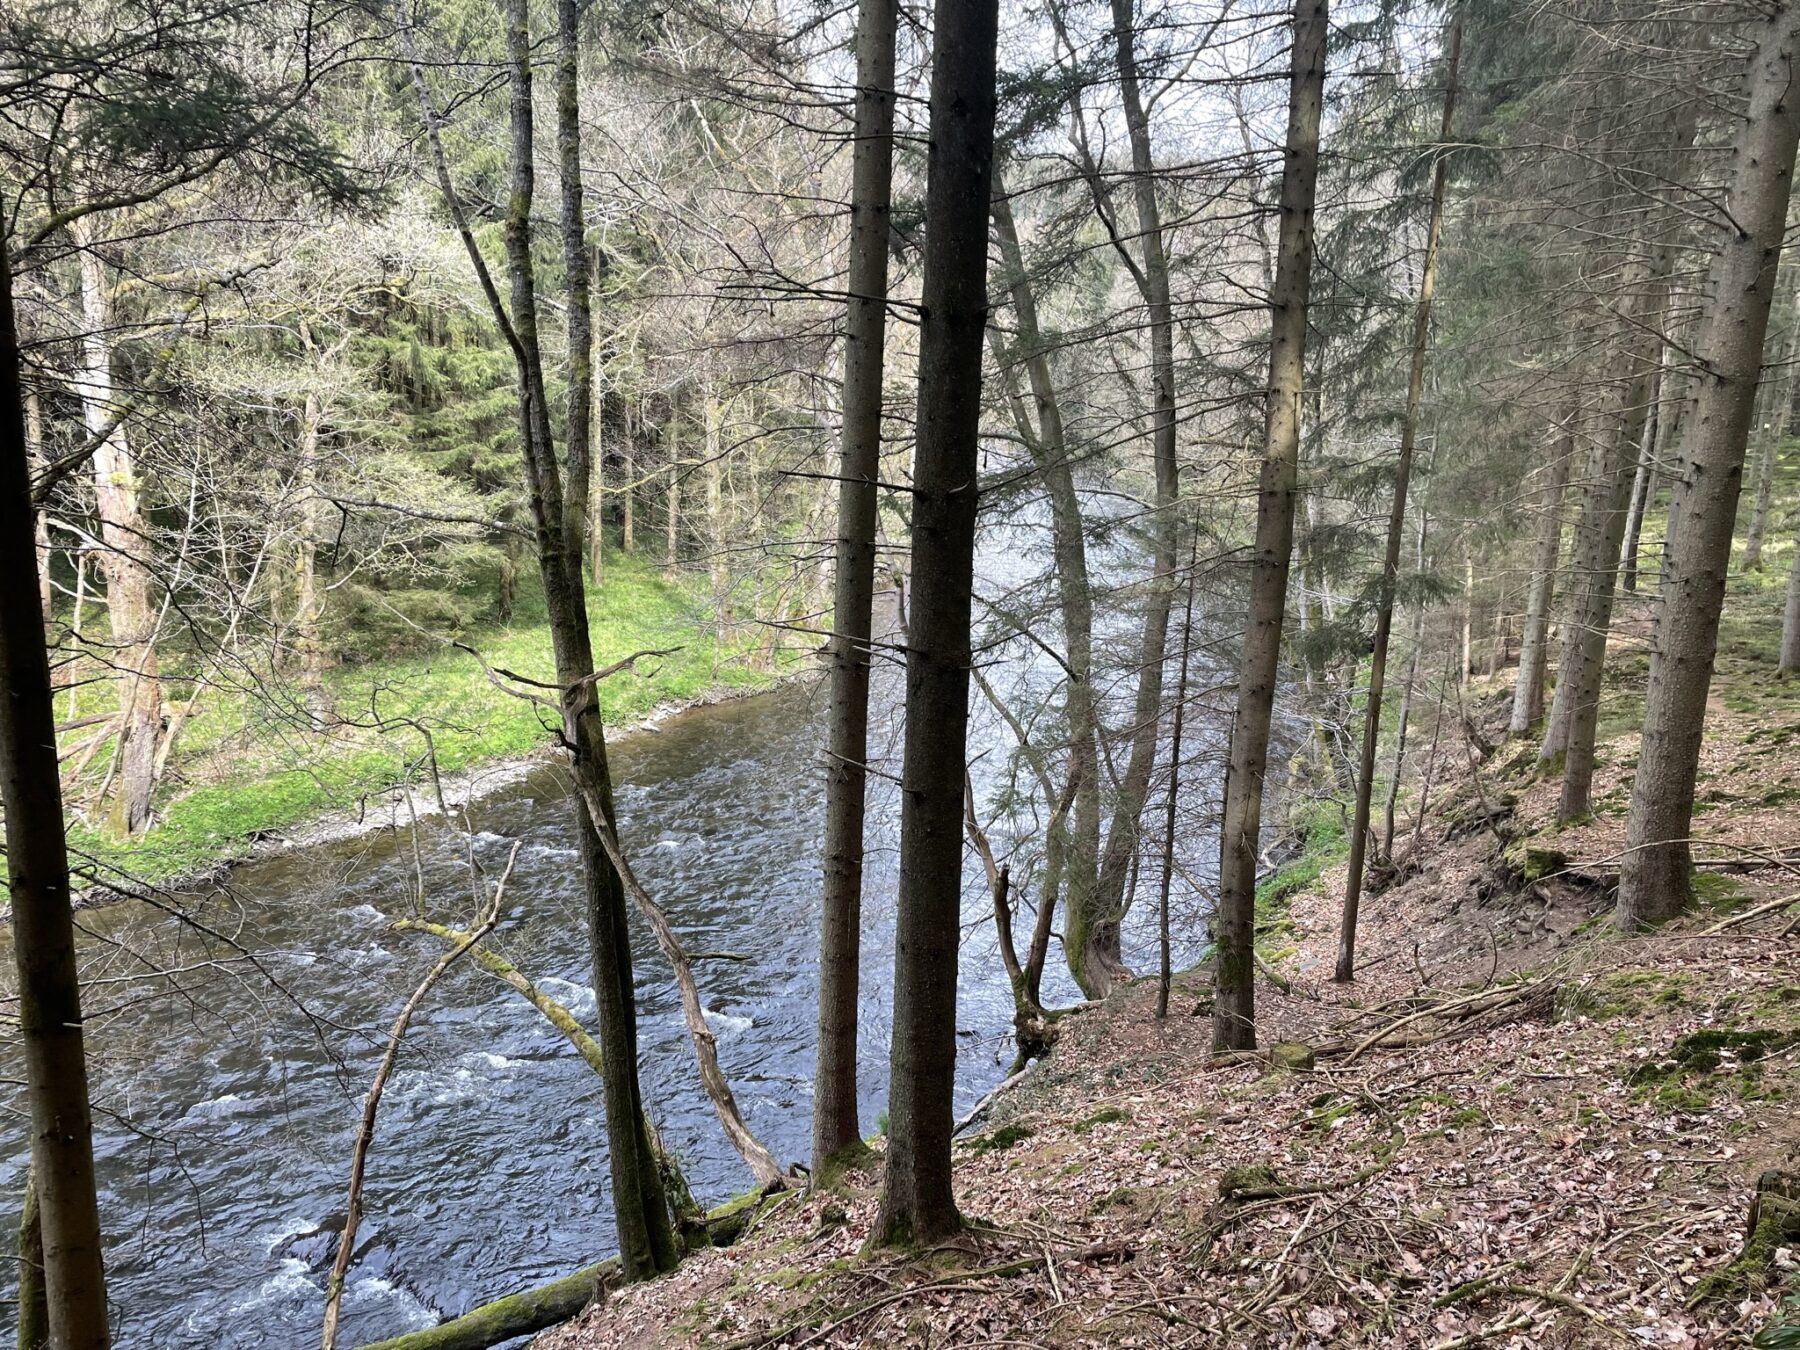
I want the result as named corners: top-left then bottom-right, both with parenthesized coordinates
top-left (72, 220), bottom-right (162, 835)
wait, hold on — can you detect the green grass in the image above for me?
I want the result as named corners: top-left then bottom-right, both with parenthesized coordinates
top-left (66, 554), bottom-right (803, 886)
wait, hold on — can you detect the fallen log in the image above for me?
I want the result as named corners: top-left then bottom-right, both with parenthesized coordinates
top-left (351, 1187), bottom-right (774, 1350)
top-left (354, 1258), bottom-right (616, 1350)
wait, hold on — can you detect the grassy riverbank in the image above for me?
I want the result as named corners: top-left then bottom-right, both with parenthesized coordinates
top-left (68, 554), bottom-right (806, 888)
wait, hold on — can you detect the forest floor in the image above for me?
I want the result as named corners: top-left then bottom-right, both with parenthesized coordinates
top-left (535, 573), bottom-right (1800, 1349)
top-left (64, 554), bottom-right (805, 891)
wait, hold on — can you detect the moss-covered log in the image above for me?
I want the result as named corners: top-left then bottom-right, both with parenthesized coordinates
top-left (353, 1258), bottom-right (616, 1350)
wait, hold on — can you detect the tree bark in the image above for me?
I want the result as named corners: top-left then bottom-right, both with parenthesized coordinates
top-left (1214, 0), bottom-right (1326, 1052)
top-left (294, 386), bottom-right (329, 728)
top-left (1557, 114), bottom-right (1694, 823)
top-left (71, 219), bottom-right (162, 836)
top-left (872, 0), bottom-right (998, 1247)
top-left (27, 387), bottom-right (51, 628)
top-left (1742, 303), bottom-right (1794, 570)
top-left (1, 230), bottom-right (110, 1350)
top-left (812, 0), bottom-right (897, 1177)
top-left (1336, 16), bottom-right (1459, 984)
top-left (1082, 0), bottom-right (1184, 996)
top-left (558, 0), bottom-right (593, 575)
top-left (1620, 362), bottom-right (1661, 595)
top-left (1157, 537), bottom-right (1199, 1021)
top-left (1782, 514), bottom-right (1800, 672)
top-left (1510, 412), bottom-right (1573, 733)
top-left (17, 1167), bottom-right (47, 1350)
top-left (988, 187), bottom-right (1103, 1001)
top-left (665, 403), bottom-right (681, 568)
top-left (410, 0), bottom-right (679, 1274)
top-left (1618, 0), bottom-right (1800, 927)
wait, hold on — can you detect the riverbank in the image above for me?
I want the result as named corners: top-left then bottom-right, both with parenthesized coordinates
top-left (530, 577), bottom-right (1800, 1348)
top-left (64, 554), bottom-right (814, 896)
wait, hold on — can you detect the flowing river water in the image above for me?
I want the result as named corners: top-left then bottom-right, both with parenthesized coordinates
top-left (0, 513), bottom-right (1220, 1348)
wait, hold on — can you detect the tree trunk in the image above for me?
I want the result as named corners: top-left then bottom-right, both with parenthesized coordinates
top-left (1213, 0), bottom-right (1326, 1053)
top-left (703, 382), bottom-right (726, 599)
top-left (1618, 1), bottom-right (1800, 927)
top-left (1335, 15), bottom-right (1458, 984)
top-left (1157, 537), bottom-right (1199, 1021)
top-left (1082, 0), bottom-right (1184, 997)
top-left (1742, 304), bottom-right (1794, 570)
top-left (294, 388), bottom-right (328, 729)
top-left (812, 0), bottom-right (896, 1177)
top-left (1460, 542), bottom-right (1473, 684)
top-left (27, 387), bottom-right (51, 627)
top-left (1, 231), bottom-right (110, 1350)
top-left (1556, 112), bottom-right (1693, 823)
top-left (354, 1260), bottom-right (620, 1350)
top-left (872, 0), bottom-right (998, 1248)
top-left (488, 0), bottom-right (679, 1275)
top-left (1620, 362), bottom-right (1661, 594)
top-left (665, 404), bottom-right (681, 568)
top-left (1381, 601), bottom-right (1427, 864)
top-left (17, 1167), bottom-right (47, 1350)
top-left (72, 220), bottom-right (161, 836)
top-left (1510, 412), bottom-right (1573, 733)
top-left (1782, 516), bottom-right (1800, 672)
top-left (988, 186), bottom-right (1103, 1001)
top-left (620, 420), bottom-right (636, 559)
top-left (558, 0), bottom-right (592, 577)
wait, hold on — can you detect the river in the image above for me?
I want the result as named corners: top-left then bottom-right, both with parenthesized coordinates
top-left (0, 509), bottom-right (1220, 1348)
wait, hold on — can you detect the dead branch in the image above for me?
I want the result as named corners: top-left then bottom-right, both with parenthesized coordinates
top-left (574, 781), bottom-right (790, 1190)
top-left (735, 1241), bottom-right (1135, 1350)
top-left (320, 842), bottom-right (515, 1350)
top-left (1698, 890), bottom-right (1800, 935)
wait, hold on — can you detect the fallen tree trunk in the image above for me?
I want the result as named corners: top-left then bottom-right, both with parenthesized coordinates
top-left (354, 1259), bottom-right (616, 1350)
top-left (351, 1187), bottom-right (776, 1350)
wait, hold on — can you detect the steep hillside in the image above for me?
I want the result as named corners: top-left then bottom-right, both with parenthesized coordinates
top-left (529, 597), bottom-right (1800, 1350)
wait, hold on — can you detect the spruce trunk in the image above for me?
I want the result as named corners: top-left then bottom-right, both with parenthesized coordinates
top-left (1618, 1), bottom-right (1800, 927)
top-left (872, 0), bottom-right (998, 1247)
top-left (1510, 414), bottom-right (1573, 733)
top-left (1, 230), bottom-right (110, 1350)
top-left (1336, 16), bottom-right (1459, 983)
top-left (1213, 0), bottom-right (1326, 1052)
top-left (812, 0), bottom-right (897, 1176)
